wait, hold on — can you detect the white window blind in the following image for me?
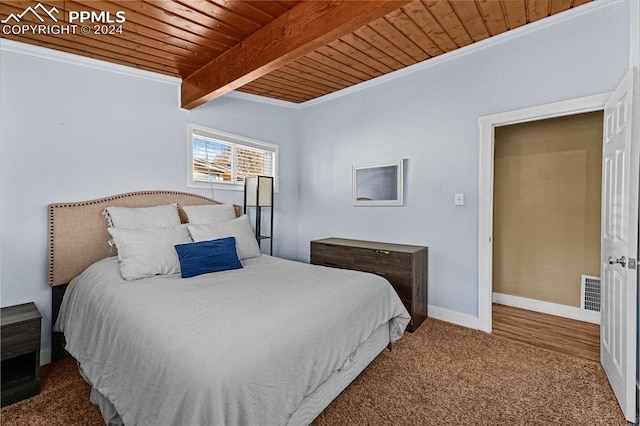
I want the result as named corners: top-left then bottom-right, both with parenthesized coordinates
top-left (188, 123), bottom-right (278, 190)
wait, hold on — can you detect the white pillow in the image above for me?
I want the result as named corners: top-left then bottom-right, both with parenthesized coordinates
top-left (182, 204), bottom-right (236, 225)
top-left (104, 203), bottom-right (181, 229)
top-left (188, 215), bottom-right (261, 260)
top-left (108, 225), bottom-right (192, 280)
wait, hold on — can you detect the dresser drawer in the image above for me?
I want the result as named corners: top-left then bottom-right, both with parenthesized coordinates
top-left (310, 242), bottom-right (355, 268)
top-left (383, 274), bottom-right (414, 300)
top-left (1, 319), bottom-right (41, 361)
top-left (353, 248), bottom-right (413, 278)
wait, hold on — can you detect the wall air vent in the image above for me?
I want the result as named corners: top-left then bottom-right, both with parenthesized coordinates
top-left (580, 275), bottom-right (601, 312)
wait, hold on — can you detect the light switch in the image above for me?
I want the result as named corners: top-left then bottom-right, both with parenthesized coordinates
top-left (454, 193), bottom-right (465, 206)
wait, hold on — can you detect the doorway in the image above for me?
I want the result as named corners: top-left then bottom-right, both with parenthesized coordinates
top-left (489, 111), bottom-right (604, 361)
top-left (492, 112), bottom-right (603, 320)
top-left (478, 93), bottom-right (611, 332)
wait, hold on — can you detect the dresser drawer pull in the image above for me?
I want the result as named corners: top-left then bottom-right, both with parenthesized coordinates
top-left (375, 249), bottom-right (390, 255)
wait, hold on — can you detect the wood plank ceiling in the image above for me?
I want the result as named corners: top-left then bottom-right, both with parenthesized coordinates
top-left (0, 0), bottom-right (592, 106)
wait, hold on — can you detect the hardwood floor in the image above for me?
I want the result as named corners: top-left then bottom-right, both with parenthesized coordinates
top-left (492, 304), bottom-right (600, 363)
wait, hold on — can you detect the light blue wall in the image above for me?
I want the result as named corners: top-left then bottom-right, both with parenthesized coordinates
top-left (0, 48), bottom-right (298, 358)
top-left (295, 1), bottom-right (631, 317)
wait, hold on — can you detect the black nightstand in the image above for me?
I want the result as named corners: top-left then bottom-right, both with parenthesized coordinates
top-left (1, 302), bottom-right (42, 407)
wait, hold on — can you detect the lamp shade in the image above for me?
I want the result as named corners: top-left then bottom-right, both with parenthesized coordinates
top-left (245, 176), bottom-right (273, 207)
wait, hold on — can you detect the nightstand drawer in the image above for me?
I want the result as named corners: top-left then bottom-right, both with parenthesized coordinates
top-left (1, 319), bottom-right (40, 361)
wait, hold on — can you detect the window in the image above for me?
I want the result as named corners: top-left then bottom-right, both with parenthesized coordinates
top-left (187, 123), bottom-right (278, 191)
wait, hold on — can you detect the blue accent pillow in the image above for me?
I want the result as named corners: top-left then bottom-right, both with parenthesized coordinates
top-left (174, 237), bottom-right (243, 278)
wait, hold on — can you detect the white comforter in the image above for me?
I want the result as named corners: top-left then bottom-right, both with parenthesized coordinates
top-left (56, 255), bottom-right (410, 426)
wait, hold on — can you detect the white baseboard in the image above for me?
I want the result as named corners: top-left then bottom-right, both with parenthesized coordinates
top-left (492, 292), bottom-right (600, 324)
top-left (428, 305), bottom-right (479, 330)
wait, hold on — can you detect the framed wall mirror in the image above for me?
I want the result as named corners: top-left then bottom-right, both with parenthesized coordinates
top-left (353, 159), bottom-right (404, 206)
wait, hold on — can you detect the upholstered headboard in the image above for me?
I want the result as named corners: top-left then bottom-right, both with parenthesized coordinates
top-left (47, 190), bottom-right (240, 286)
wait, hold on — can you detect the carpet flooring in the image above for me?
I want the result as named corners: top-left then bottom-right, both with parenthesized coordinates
top-left (1, 319), bottom-right (626, 425)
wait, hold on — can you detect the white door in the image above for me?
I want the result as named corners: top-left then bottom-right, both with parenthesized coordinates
top-left (600, 67), bottom-right (639, 423)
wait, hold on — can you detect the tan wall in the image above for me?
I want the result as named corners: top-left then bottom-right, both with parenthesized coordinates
top-left (493, 111), bottom-right (603, 307)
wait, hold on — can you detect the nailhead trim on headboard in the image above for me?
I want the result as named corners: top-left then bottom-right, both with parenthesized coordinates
top-left (47, 190), bottom-right (237, 286)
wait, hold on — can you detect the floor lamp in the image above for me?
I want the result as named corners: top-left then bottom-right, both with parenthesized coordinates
top-left (244, 175), bottom-right (273, 255)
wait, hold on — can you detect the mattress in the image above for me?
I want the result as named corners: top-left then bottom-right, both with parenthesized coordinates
top-left (56, 255), bottom-right (410, 425)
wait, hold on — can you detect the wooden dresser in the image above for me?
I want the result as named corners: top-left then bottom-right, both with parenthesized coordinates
top-left (310, 238), bottom-right (428, 332)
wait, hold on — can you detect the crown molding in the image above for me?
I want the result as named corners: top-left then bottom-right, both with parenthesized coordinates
top-left (0, 38), bottom-right (180, 85)
top-left (222, 91), bottom-right (300, 109)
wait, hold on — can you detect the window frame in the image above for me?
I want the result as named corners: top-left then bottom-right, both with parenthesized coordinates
top-left (187, 123), bottom-right (279, 192)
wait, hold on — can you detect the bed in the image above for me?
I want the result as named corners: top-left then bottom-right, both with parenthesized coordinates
top-left (49, 191), bottom-right (410, 426)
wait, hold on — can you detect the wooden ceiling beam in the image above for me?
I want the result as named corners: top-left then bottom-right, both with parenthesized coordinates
top-left (180, 0), bottom-right (411, 109)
